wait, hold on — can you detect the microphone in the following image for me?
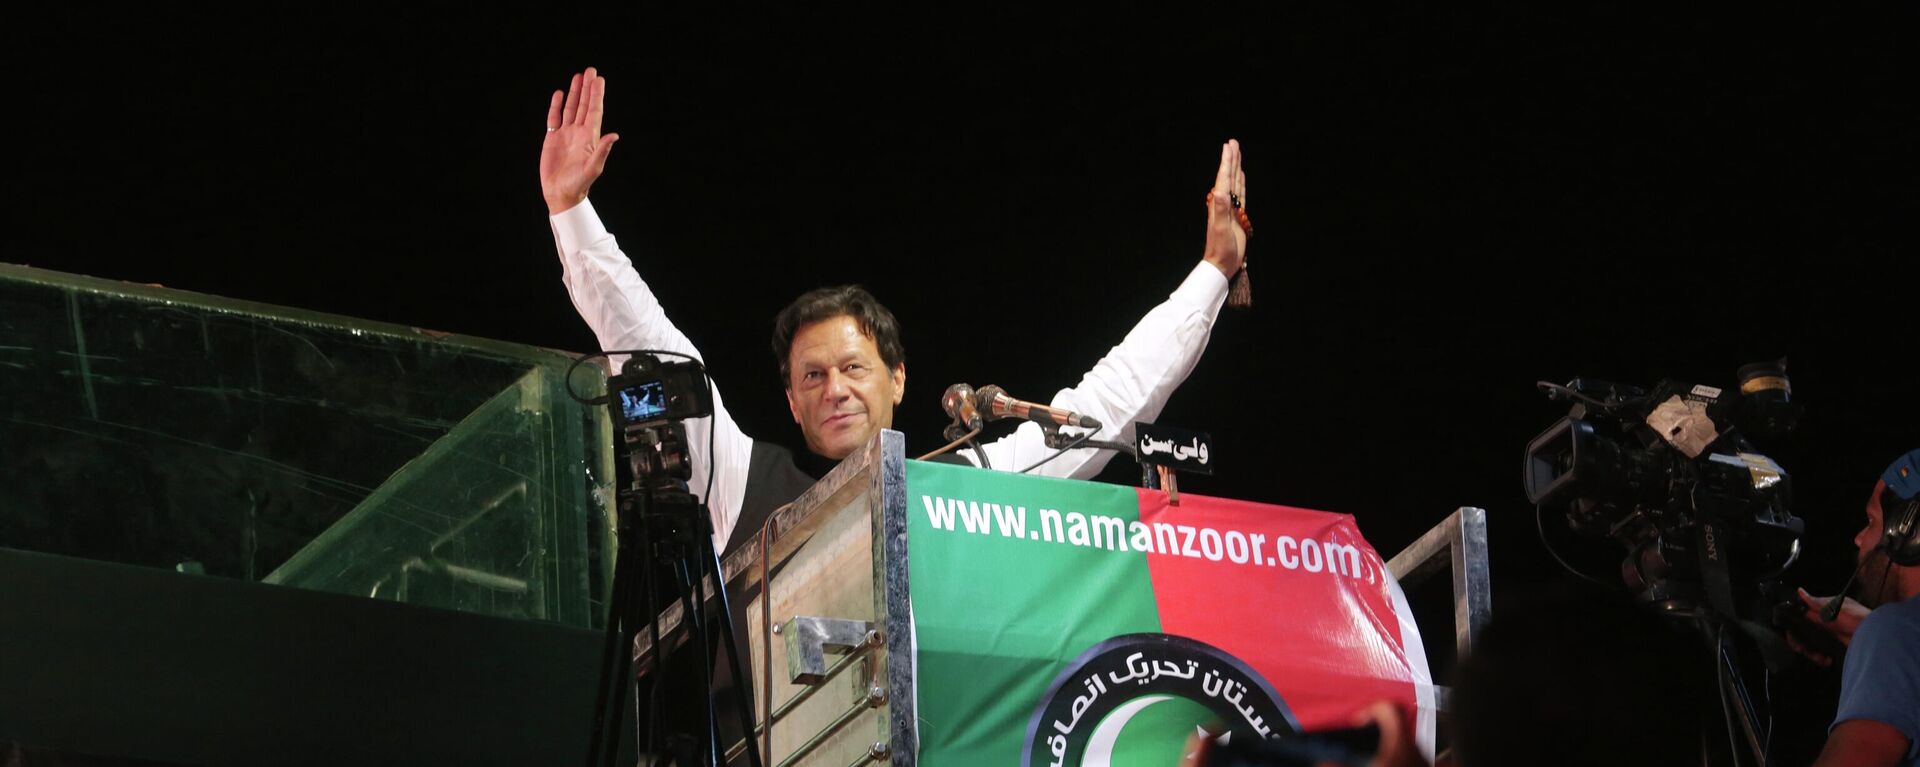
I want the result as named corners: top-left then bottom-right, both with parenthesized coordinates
top-left (942, 383), bottom-right (983, 431)
top-left (974, 385), bottom-right (1103, 431)
top-left (1812, 534), bottom-right (1904, 622)
top-left (1821, 547), bottom-right (1890, 623)
top-left (1821, 581), bottom-right (1858, 623)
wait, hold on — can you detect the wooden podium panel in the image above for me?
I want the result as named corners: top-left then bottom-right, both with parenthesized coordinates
top-left (635, 430), bottom-right (912, 766)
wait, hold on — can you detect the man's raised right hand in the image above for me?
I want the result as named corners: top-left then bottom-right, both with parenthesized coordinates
top-left (540, 67), bottom-right (620, 215)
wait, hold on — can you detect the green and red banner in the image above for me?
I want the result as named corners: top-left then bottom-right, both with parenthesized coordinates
top-left (907, 460), bottom-right (1432, 765)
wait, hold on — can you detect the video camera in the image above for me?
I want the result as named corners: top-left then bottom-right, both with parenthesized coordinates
top-left (1522, 359), bottom-right (1805, 619)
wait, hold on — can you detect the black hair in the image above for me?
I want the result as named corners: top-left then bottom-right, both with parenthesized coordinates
top-left (771, 285), bottom-right (905, 388)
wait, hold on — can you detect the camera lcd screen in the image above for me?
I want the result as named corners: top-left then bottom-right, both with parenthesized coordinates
top-left (617, 380), bottom-right (668, 423)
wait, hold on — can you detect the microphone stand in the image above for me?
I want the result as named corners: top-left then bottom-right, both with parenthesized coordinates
top-left (1036, 423), bottom-right (1185, 495)
top-left (1040, 423), bottom-right (1135, 457)
top-left (943, 422), bottom-right (992, 470)
top-left (1034, 422), bottom-right (1160, 488)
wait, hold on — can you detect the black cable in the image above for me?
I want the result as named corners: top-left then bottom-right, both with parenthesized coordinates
top-left (697, 362), bottom-right (717, 534)
top-left (695, 366), bottom-right (722, 765)
top-left (1019, 432), bottom-right (1094, 474)
top-left (1534, 504), bottom-right (1615, 589)
top-left (673, 558), bottom-right (719, 766)
top-left (1763, 669), bottom-right (1774, 767)
top-left (560, 351), bottom-right (721, 515)
top-left (670, 360), bottom-right (722, 765)
top-left (563, 352), bottom-right (609, 405)
top-left (968, 437), bottom-right (992, 470)
top-left (565, 348), bottom-right (700, 403)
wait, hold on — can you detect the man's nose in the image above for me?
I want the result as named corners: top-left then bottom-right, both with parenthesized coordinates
top-left (822, 369), bottom-right (851, 399)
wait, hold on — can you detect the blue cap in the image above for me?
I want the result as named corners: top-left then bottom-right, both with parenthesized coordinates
top-left (1883, 448), bottom-right (1920, 502)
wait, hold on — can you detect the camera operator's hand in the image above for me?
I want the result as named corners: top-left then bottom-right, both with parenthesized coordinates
top-left (1178, 703), bottom-right (1433, 767)
top-left (1349, 701), bottom-right (1431, 767)
top-left (1792, 587), bottom-right (1869, 667)
top-left (1178, 730), bottom-right (1212, 767)
top-left (541, 67), bottom-right (620, 215)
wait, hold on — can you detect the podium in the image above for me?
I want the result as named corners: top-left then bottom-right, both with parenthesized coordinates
top-left (640, 430), bottom-right (1447, 766)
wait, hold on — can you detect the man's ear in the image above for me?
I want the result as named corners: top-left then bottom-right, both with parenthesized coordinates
top-left (786, 386), bottom-right (801, 423)
top-left (891, 363), bottom-right (906, 405)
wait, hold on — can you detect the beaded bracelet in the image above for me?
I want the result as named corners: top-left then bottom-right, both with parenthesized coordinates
top-left (1205, 191), bottom-right (1253, 235)
top-left (1203, 191), bottom-right (1254, 308)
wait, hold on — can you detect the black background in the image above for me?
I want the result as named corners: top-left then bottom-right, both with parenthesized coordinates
top-left (7, 5), bottom-right (1916, 761)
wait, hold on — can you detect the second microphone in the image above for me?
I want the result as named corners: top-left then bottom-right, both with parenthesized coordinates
top-left (972, 385), bottom-right (1103, 431)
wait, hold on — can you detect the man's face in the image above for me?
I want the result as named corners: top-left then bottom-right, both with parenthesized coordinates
top-left (1851, 479), bottom-right (1902, 607)
top-left (784, 315), bottom-right (904, 460)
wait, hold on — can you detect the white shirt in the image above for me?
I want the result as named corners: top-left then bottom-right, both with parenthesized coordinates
top-left (550, 199), bottom-right (1229, 547)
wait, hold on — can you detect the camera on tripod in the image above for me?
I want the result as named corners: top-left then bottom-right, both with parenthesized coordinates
top-left (608, 355), bottom-right (714, 482)
top-left (1521, 359), bottom-right (1805, 617)
top-left (584, 352), bottom-right (764, 767)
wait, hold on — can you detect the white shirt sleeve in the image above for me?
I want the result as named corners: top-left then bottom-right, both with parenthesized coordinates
top-left (549, 199), bottom-right (755, 549)
top-left (973, 262), bottom-right (1230, 478)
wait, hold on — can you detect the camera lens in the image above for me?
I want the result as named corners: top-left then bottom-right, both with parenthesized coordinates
top-left (1736, 358), bottom-right (1797, 441)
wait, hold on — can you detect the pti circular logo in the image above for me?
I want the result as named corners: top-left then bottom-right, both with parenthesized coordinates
top-left (1021, 634), bottom-right (1298, 767)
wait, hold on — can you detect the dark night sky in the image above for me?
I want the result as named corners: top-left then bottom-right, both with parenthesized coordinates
top-left (6, 5), bottom-right (1917, 747)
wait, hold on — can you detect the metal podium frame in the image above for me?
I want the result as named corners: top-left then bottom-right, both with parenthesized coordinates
top-left (1385, 506), bottom-right (1492, 711)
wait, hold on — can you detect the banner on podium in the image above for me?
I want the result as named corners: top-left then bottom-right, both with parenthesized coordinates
top-left (907, 460), bottom-right (1431, 765)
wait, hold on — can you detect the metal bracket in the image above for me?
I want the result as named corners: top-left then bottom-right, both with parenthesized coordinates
top-left (781, 616), bottom-right (877, 685)
top-left (1387, 506), bottom-right (1492, 661)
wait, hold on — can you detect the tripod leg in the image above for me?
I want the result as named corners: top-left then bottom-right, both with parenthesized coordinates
top-left (589, 528), bottom-right (641, 767)
top-left (674, 559), bottom-right (720, 766)
top-left (1717, 634), bottom-right (1769, 766)
top-left (644, 545), bottom-right (664, 765)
